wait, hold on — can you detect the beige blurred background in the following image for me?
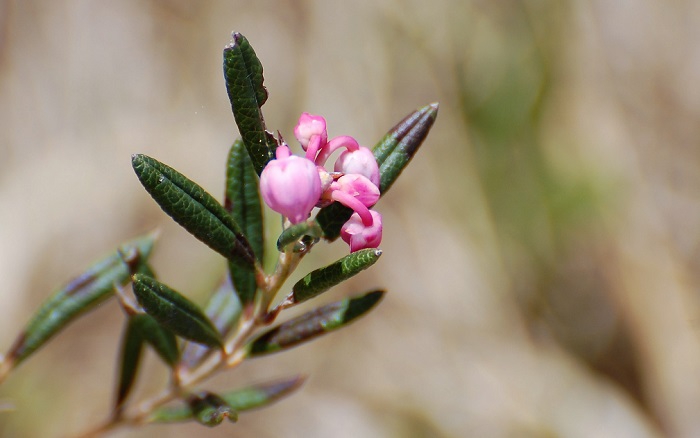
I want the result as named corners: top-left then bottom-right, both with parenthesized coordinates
top-left (1, 0), bottom-right (699, 437)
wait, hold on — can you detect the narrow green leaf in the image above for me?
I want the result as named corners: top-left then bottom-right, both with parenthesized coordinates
top-left (276, 220), bottom-right (322, 252)
top-left (221, 375), bottom-right (306, 411)
top-left (132, 154), bottom-right (255, 270)
top-left (373, 102), bottom-right (439, 194)
top-left (115, 312), bottom-right (179, 410)
top-left (148, 375), bottom-right (306, 423)
top-left (132, 274), bottom-right (223, 348)
top-left (136, 314), bottom-right (180, 366)
top-left (225, 139), bottom-right (263, 305)
top-left (292, 249), bottom-right (382, 304)
top-left (4, 233), bottom-right (156, 366)
top-left (316, 103), bottom-right (439, 240)
top-left (181, 277), bottom-right (241, 368)
top-left (115, 316), bottom-right (145, 410)
top-left (188, 392), bottom-right (238, 427)
top-left (223, 32), bottom-right (276, 175)
top-left (248, 291), bottom-right (384, 356)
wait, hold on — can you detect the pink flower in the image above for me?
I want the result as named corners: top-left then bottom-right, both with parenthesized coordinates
top-left (294, 113), bottom-right (328, 161)
top-left (260, 146), bottom-right (322, 224)
top-left (341, 210), bottom-right (383, 252)
top-left (285, 112), bottom-right (385, 253)
top-left (323, 174), bottom-right (379, 227)
top-left (334, 174), bottom-right (379, 208)
top-left (334, 146), bottom-right (380, 187)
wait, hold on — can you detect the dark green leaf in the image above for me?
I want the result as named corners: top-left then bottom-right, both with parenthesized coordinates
top-left (249, 291), bottom-right (384, 356)
top-left (223, 32), bottom-right (276, 175)
top-left (276, 220), bottom-right (322, 252)
top-left (132, 274), bottom-right (222, 348)
top-left (132, 154), bottom-right (255, 270)
top-left (292, 249), bottom-right (382, 304)
top-left (148, 375), bottom-right (306, 423)
top-left (225, 139), bottom-right (263, 305)
top-left (115, 316), bottom-right (146, 410)
top-left (373, 102), bottom-right (439, 194)
top-left (115, 313), bottom-right (179, 410)
top-left (188, 392), bottom-right (238, 427)
top-left (4, 233), bottom-right (156, 366)
top-left (316, 103), bottom-right (438, 240)
top-left (136, 313), bottom-right (180, 366)
top-left (181, 277), bottom-right (241, 368)
top-left (314, 202), bottom-right (354, 242)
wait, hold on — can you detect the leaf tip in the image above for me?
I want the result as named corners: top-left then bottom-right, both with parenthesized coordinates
top-left (285, 374), bottom-right (308, 394)
top-left (147, 227), bottom-right (162, 242)
top-left (420, 102), bottom-right (439, 122)
top-left (131, 154), bottom-right (149, 173)
top-left (364, 290), bottom-right (385, 305)
top-left (259, 374), bottom-right (308, 403)
top-left (343, 290), bottom-right (385, 323)
top-left (225, 32), bottom-right (245, 51)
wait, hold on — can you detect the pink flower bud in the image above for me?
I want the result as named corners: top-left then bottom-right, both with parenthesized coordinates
top-left (294, 113), bottom-right (327, 151)
top-left (335, 174), bottom-right (379, 208)
top-left (327, 175), bottom-right (378, 226)
top-left (341, 210), bottom-right (383, 252)
top-left (260, 146), bottom-right (322, 224)
top-left (334, 146), bottom-right (380, 187)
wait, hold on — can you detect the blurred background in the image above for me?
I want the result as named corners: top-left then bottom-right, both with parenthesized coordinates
top-left (1, 0), bottom-right (699, 437)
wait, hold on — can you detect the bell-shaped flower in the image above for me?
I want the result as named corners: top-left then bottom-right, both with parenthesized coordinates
top-left (323, 174), bottom-right (379, 228)
top-left (260, 146), bottom-right (322, 224)
top-left (294, 113), bottom-right (328, 161)
top-left (334, 146), bottom-right (380, 187)
top-left (341, 210), bottom-right (383, 252)
top-left (334, 174), bottom-right (379, 208)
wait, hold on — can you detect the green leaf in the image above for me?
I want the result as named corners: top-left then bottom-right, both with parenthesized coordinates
top-left (248, 291), bottom-right (384, 356)
top-left (373, 102), bottom-right (439, 194)
top-left (314, 202), bottom-right (354, 242)
top-left (148, 375), bottom-right (306, 423)
top-left (136, 313), bottom-right (180, 366)
top-left (223, 32), bottom-right (276, 175)
top-left (115, 313), bottom-right (179, 410)
top-left (276, 220), bottom-right (322, 252)
top-left (225, 139), bottom-right (263, 305)
top-left (316, 103), bottom-right (439, 240)
top-left (132, 274), bottom-right (223, 348)
top-left (115, 315), bottom-right (146, 410)
top-left (188, 392), bottom-right (238, 427)
top-left (221, 375), bottom-right (306, 411)
top-left (3, 233), bottom-right (156, 367)
top-left (292, 249), bottom-right (382, 304)
top-left (181, 277), bottom-right (241, 368)
top-left (132, 154), bottom-right (255, 270)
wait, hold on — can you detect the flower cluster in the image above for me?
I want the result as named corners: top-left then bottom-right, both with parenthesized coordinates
top-left (260, 113), bottom-right (382, 252)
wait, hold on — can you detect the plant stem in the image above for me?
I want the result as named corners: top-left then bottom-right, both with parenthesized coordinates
top-left (74, 242), bottom-right (304, 437)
